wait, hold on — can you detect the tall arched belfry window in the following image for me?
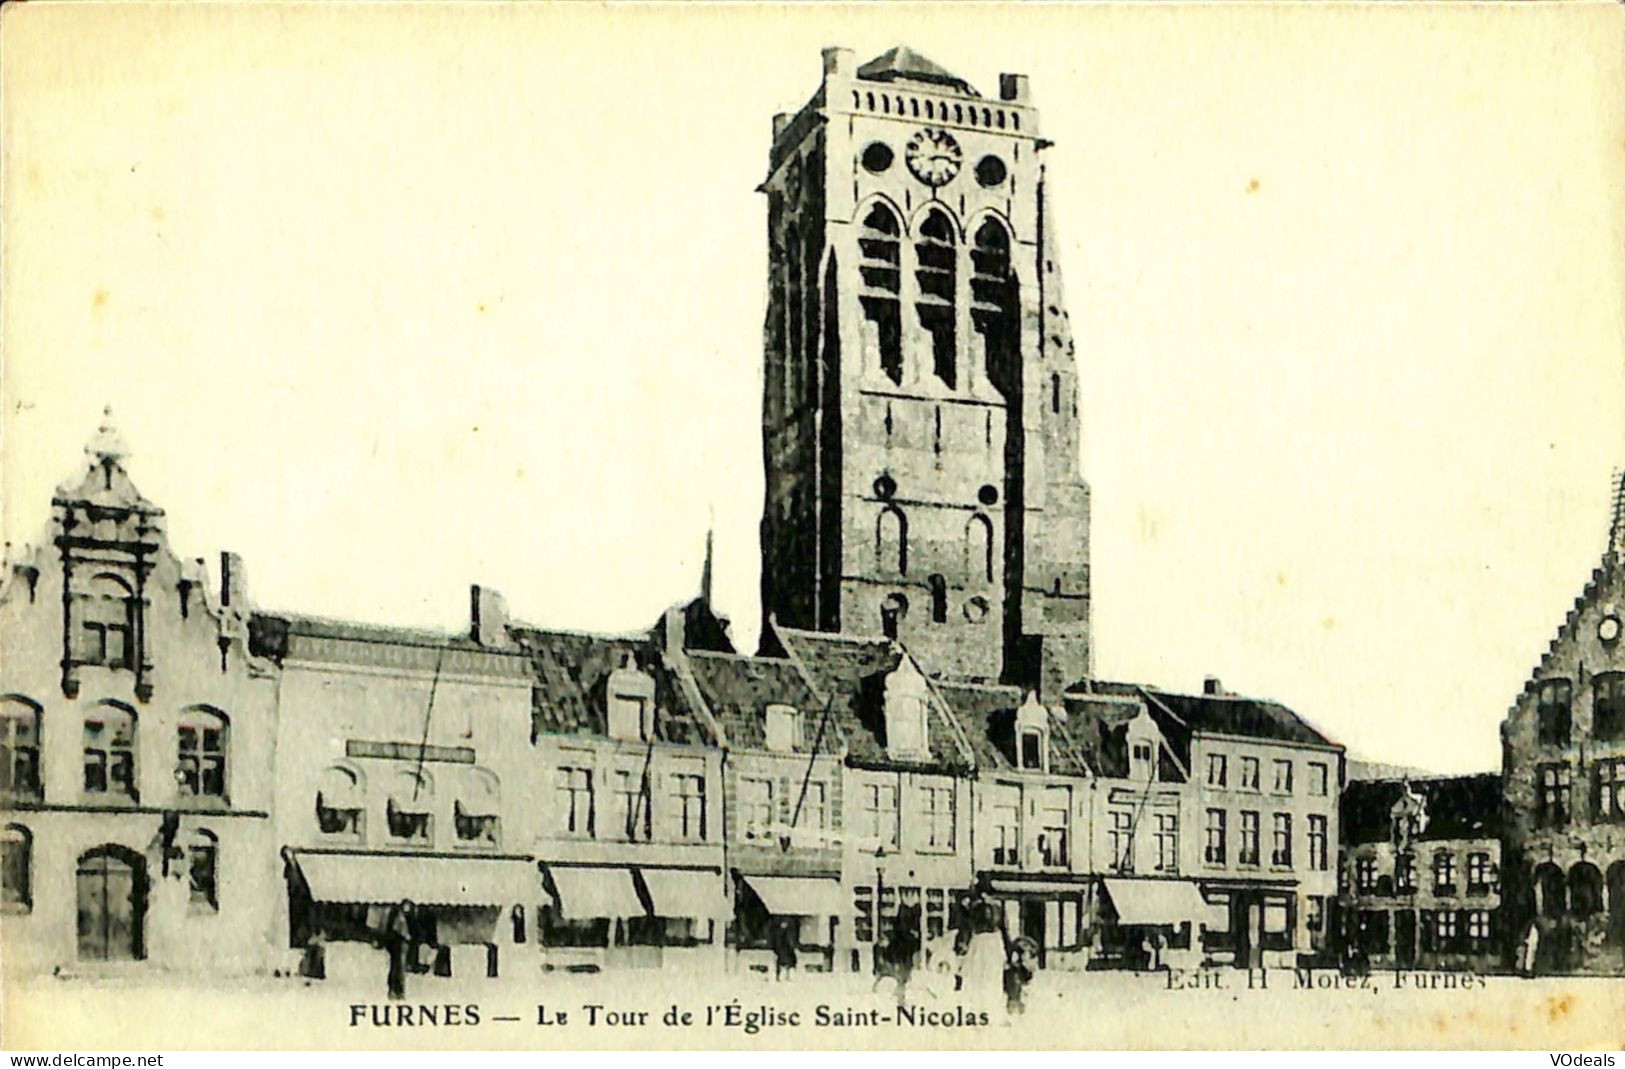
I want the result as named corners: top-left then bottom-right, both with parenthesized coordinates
top-left (915, 210), bottom-right (957, 388)
top-left (971, 219), bottom-right (1018, 396)
top-left (876, 505), bottom-right (908, 576)
top-left (858, 204), bottom-right (903, 384)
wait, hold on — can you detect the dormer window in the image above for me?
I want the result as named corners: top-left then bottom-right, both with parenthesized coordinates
top-left (765, 704), bottom-right (802, 753)
top-left (606, 652), bottom-right (658, 742)
top-left (1014, 692), bottom-right (1049, 773)
top-left (882, 659), bottom-right (931, 759)
top-left (1127, 713), bottom-right (1159, 783)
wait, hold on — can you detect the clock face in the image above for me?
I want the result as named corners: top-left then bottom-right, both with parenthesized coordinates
top-left (905, 128), bottom-right (963, 187)
top-left (1600, 615), bottom-right (1621, 643)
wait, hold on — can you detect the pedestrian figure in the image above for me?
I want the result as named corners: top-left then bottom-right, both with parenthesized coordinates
top-left (1004, 939), bottom-right (1035, 1017)
top-left (1147, 927), bottom-right (1165, 971)
top-left (381, 898), bottom-right (414, 1000)
top-left (880, 904), bottom-right (923, 1005)
top-left (1519, 923), bottom-right (1540, 977)
top-left (772, 919), bottom-right (799, 981)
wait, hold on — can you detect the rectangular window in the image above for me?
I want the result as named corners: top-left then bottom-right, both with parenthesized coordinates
top-left (1436, 910), bottom-right (1458, 941)
top-left (1538, 762), bottom-right (1572, 828)
top-left (740, 776), bottom-right (775, 840)
top-left (1203, 808), bottom-right (1226, 865)
top-left (556, 766), bottom-right (594, 837)
top-left (1270, 813), bottom-right (1293, 867)
top-left (1466, 910), bottom-right (1490, 941)
top-left (1039, 786), bottom-right (1070, 868)
top-left (796, 780), bottom-right (827, 833)
top-left (670, 772), bottom-right (707, 841)
top-left (924, 888), bottom-right (947, 940)
top-left (1308, 814), bottom-right (1328, 871)
top-left (1434, 851), bottom-right (1458, 895)
top-left (1021, 730), bottom-right (1045, 771)
top-left (1238, 810), bottom-right (1260, 867)
top-left (1355, 856), bottom-right (1377, 893)
top-left (1595, 673), bottom-right (1625, 742)
top-left (79, 620), bottom-right (133, 670)
top-left (921, 785), bottom-right (955, 851)
top-left (1154, 812), bottom-right (1178, 873)
top-left (1395, 852), bottom-right (1416, 893)
top-left (991, 784), bottom-right (1020, 866)
top-left (176, 721), bottom-right (227, 799)
top-left (1536, 679), bottom-right (1573, 746)
top-left (1238, 757), bottom-right (1260, 791)
top-left (1272, 759), bottom-right (1294, 794)
top-left (1108, 808), bottom-right (1135, 873)
top-left (1308, 761), bottom-right (1329, 797)
top-left (1306, 895), bottom-right (1325, 932)
top-left (1595, 759), bottom-right (1625, 824)
top-left (1466, 852), bottom-right (1494, 894)
top-left (1, 828), bottom-right (30, 912)
top-left (613, 767), bottom-right (651, 841)
top-left (1206, 753), bottom-right (1227, 788)
top-left (864, 782), bottom-right (899, 849)
top-left (853, 886), bottom-right (874, 944)
top-left (764, 705), bottom-right (802, 753)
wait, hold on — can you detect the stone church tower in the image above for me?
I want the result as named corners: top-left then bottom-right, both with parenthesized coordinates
top-left (758, 46), bottom-right (1091, 694)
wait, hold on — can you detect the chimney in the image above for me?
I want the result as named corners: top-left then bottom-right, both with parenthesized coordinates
top-left (220, 552), bottom-right (247, 609)
top-left (823, 46), bottom-right (856, 78)
top-left (1203, 676), bottom-right (1225, 696)
top-left (999, 73), bottom-right (1030, 104)
top-left (471, 585), bottom-right (510, 647)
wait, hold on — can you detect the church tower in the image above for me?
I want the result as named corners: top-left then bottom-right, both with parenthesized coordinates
top-left (758, 46), bottom-right (1091, 693)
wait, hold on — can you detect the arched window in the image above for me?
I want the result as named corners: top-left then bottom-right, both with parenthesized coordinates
top-left (188, 829), bottom-right (218, 911)
top-left (75, 845), bottom-right (146, 961)
top-left (971, 219), bottom-right (1018, 395)
top-left (876, 505), bottom-right (908, 576)
top-left (1570, 862), bottom-right (1604, 919)
top-left (880, 593), bottom-right (908, 641)
top-left (76, 573), bottom-right (135, 669)
top-left (928, 574), bottom-right (948, 624)
top-left (387, 770), bottom-right (433, 843)
top-left (1, 824), bottom-right (31, 912)
top-left (316, 765), bottom-right (365, 839)
top-left (858, 204), bottom-right (903, 384)
top-left (966, 514), bottom-right (994, 584)
top-left (915, 209), bottom-right (958, 388)
top-left (0, 696), bottom-right (42, 802)
top-left (176, 707), bottom-right (227, 800)
top-left (1536, 678), bottom-right (1572, 745)
top-left (83, 702), bottom-right (137, 800)
top-left (1051, 373), bottom-right (1063, 414)
top-left (455, 769), bottom-right (500, 846)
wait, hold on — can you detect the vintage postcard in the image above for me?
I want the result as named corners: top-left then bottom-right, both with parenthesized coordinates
top-left (2, 1), bottom-right (1623, 1052)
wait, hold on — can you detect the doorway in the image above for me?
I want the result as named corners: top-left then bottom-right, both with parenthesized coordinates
top-left (76, 846), bottom-right (146, 961)
top-left (1020, 899), bottom-right (1046, 968)
top-left (1395, 910), bottom-right (1416, 967)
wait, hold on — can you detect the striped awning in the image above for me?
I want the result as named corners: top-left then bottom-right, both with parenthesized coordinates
top-left (544, 865), bottom-right (646, 919)
top-left (743, 875), bottom-right (845, 916)
top-left (292, 851), bottom-right (534, 907)
top-left (1103, 878), bottom-right (1225, 928)
top-left (640, 868), bottom-right (726, 919)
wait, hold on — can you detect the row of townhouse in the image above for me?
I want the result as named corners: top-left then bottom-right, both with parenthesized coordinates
top-left (1, 435), bottom-right (1345, 983)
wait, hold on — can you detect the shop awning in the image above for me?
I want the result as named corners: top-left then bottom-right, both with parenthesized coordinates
top-left (640, 868), bottom-right (726, 919)
top-left (743, 875), bottom-right (845, 916)
top-left (1103, 878), bottom-right (1223, 928)
top-left (545, 865), bottom-right (646, 919)
top-left (988, 877), bottom-right (1090, 896)
top-left (293, 851), bottom-right (535, 907)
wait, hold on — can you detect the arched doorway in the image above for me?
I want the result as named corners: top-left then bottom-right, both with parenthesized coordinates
top-left (76, 846), bottom-right (146, 961)
top-left (1534, 862), bottom-right (1566, 919)
top-left (1570, 862), bottom-right (1604, 920)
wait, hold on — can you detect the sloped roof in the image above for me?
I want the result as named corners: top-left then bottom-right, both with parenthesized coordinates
top-left (1141, 688), bottom-right (1339, 753)
top-left (934, 680), bottom-right (1097, 777)
top-left (1341, 773), bottom-right (1502, 845)
top-left (857, 46), bottom-right (980, 97)
top-left (685, 650), bottom-right (840, 754)
top-left (510, 627), bottom-right (716, 746)
top-left (249, 612), bottom-right (530, 678)
top-left (767, 624), bottom-right (976, 773)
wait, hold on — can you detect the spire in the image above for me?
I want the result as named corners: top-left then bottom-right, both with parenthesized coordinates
top-left (700, 526), bottom-right (715, 607)
top-left (85, 405), bottom-right (127, 465)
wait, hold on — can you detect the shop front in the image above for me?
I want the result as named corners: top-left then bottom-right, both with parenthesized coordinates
top-left (731, 871), bottom-right (844, 976)
top-left (538, 862), bottom-right (727, 972)
top-left (1097, 877), bottom-right (1226, 971)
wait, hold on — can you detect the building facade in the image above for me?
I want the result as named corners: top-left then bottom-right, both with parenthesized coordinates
top-left (1499, 471), bottom-right (1625, 975)
top-left (757, 46), bottom-right (1092, 694)
top-left (1, 421), bottom-right (281, 977)
top-left (1340, 775), bottom-right (1502, 972)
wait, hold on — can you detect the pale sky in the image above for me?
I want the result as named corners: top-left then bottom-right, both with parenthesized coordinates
top-left (4, 4), bottom-right (1623, 774)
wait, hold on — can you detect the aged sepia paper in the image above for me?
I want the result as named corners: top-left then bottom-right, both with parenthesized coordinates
top-left (2, 1), bottom-right (1624, 1051)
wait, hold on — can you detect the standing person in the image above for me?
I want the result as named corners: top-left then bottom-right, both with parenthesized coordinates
top-left (882, 904), bottom-right (923, 1005)
top-left (381, 899), bottom-right (414, 1001)
top-left (1004, 940), bottom-right (1034, 1017)
top-left (772, 918), bottom-right (799, 981)
top-left (960, 899), bottom-right (1007, 1012)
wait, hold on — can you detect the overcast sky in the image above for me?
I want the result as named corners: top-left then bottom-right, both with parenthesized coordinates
top-left (4, 4), bottom-right (1623, 774)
